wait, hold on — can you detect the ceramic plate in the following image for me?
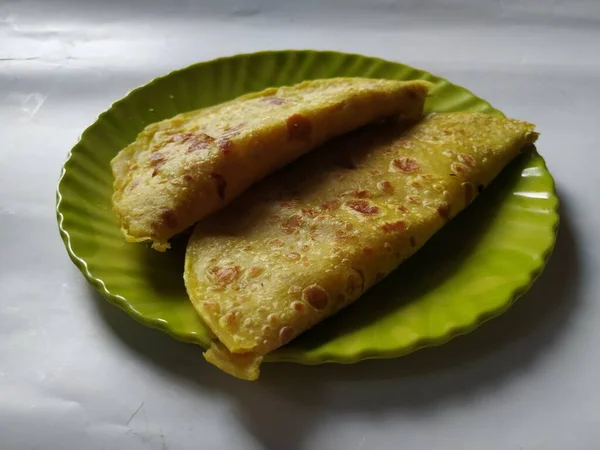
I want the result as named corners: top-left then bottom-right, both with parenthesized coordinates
top-left (56, 50), bottom-right (559, 364)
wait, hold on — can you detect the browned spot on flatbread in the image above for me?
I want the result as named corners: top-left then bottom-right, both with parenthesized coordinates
top-left (302, 285), bottom-right (329, 310)
top-left (353, 190), bottom-right (372, 199)
top-left (248, 267), bottom-right (264, 278)
top-left (302, 208), bottom-right (318, 218)
top-left (391, 157), bottom-right (420, 174)
top-left (381, 220), bottom-right (407, 233)
top-left (149, 152), bottom-right (166, 165)
top-left (377, 180), bottom-right (394, 194)
top-left (458, 153), bottom-right (476, 167)
top-left (218, 138), bottom-right (233, 155)
top-left (320, 199), bottom-right (341, 211)
top-left (291, 301), bottom-right (306, 314)
top-left (207, 265), bottom-right (241, 286)
top-left (451, 162), bottom-right (468, 175)
top-left (186, 133), bottom-right (215, 153)
top-left (346, 200), bottom-right (380, 215)
top-left (281, 215), bottom-right (303, 233)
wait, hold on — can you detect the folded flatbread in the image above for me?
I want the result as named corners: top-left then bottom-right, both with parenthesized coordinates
top-left (111, 78), bottom-right (432, 250)
top-left (184, 112), bottom-right (538, 380)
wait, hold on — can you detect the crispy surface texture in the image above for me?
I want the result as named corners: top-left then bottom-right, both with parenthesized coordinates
top-left (184, 112), bottom-right (538, 380)
top-left (111, 78), bottom-right (432, 250)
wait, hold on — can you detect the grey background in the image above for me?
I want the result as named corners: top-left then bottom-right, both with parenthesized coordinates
top-left (1, 0), bottom-right (598, 449)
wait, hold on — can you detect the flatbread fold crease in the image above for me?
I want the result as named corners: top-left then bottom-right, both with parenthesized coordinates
top-left (111, 78), bottom-right (432, 250)
top-left (184, 112), bottom-right (538, 380)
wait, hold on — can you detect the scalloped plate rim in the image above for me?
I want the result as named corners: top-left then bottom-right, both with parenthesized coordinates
top-left (56, 49), bottom-right (559, 365)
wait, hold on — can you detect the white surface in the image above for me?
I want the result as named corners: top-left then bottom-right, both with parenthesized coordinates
top-left (1, 1), bottom-right (598, 449)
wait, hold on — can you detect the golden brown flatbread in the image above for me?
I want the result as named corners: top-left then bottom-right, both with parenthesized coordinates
top-left (111, 78), bottom-right (432, 250)
top-left (184, 112), bottom-right (538, 380)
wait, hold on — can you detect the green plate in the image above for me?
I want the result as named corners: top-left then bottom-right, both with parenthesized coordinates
top-left (56, 50), bottom-right (558, 364)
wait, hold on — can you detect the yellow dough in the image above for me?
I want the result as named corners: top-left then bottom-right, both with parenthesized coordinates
top-left (184, 112), bottom-right (538, 380)
top-left (111, 78), bottom-right (432, 250)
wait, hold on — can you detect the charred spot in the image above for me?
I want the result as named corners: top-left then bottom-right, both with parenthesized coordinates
top-left (286, 114), bottom-right (312, 141)
top-left (210, 172), bottom-right (227, 200)
top-left (381, 220), bottom-right (407, 233)
top-left (478, 184), bottom-right (485, 193)
top-left (409, 236), bottom-right (416, 247)
top-left (346, 199), bottom-right (380, 215)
